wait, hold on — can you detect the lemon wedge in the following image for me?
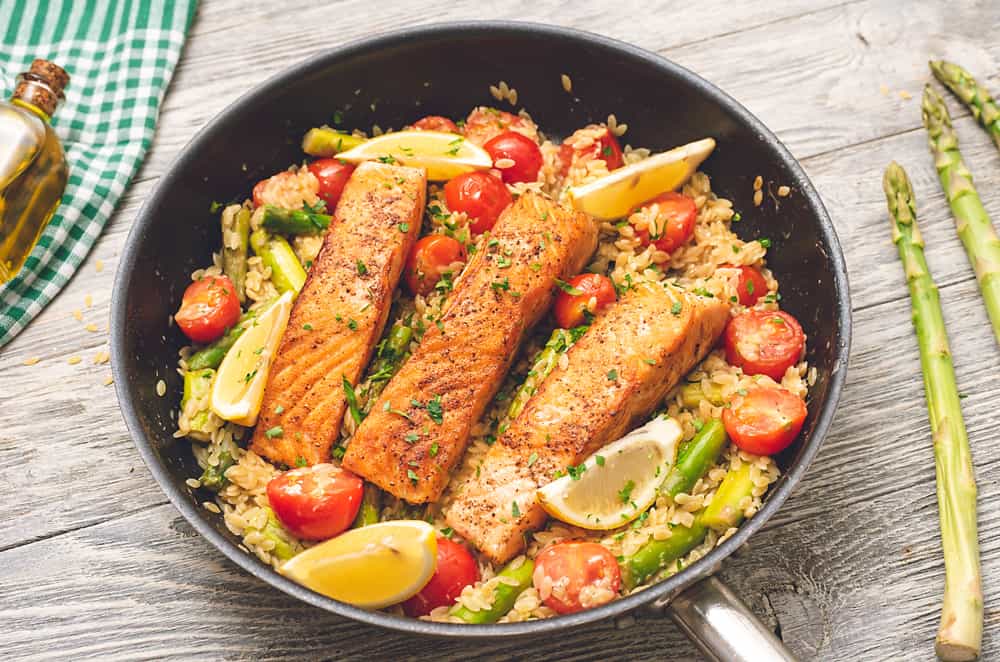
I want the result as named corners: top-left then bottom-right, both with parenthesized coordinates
top-left (335, 130), bottom-right (492, 181)
top-left (209, 291), bottom-right (293, 427)
top-left (537, 417), bottom-right (683, 530)
top-left (566, 137), bottom-right (716, 220)
top-left (279, 520), bottom-right (437, 608)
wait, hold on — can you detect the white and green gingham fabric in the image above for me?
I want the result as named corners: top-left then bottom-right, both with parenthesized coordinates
top-left (0, 0), bottom-right (196, 348)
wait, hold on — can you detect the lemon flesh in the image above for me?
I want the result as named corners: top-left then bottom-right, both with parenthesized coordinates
top-left (567, 137), bottom-right (716, 221)
top-left (537, 417), bottom-right (683, 530)
top-left (209, 291), bottom-right (293, 427)
top-left (335, 130), bottom-right (492, 181)
top-left (279, 521), bottom-right (438, 608)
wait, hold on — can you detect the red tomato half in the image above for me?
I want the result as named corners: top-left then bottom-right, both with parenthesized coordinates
top-left (533, 542), bottom-right (621, 615)
top-left (558, 126), bottom-right (624, 175)
top-left (403, 538), bottom-right (480, 616)
top-left (553, 273), bottom-right (617, 329)
top-left (174, 275), bottom-right (241, 344)
top-left (409, 115), bottom-right (460, 133)
top-left (484, 131), bottom-right (543, 184)
top-left (723, 387), bottom-right (807, 455)
top-left (462, 107), bottom-right (537, 146)
top-left (405, 235), bottom-right (467, 297)
top-left (632, 192), bottom-right (697, 254)
top-left (724, 309), bottom-right (805, 381)
top-left (444, 171), bottom-right (512, 235)
top-left (307, 158), bottom-right (355, 210)
top-left (266, 464), bottom-right (363, 541)
top-left (723, 265), bottom-right (769, 307)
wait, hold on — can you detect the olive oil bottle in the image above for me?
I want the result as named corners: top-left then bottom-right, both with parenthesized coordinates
top-left (0, 59), bottom-right (69, 283)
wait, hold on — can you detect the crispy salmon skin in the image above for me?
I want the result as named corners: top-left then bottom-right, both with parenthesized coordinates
top-left (250, 162), bottom-right (425, 467)
top-left (445, 283), bottom-right (730, 563)
top-left (342, 192), bottom-right (599, 503)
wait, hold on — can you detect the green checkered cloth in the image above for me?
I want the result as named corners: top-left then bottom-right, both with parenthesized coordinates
top-left (0, 0), bottom-right (196, 348)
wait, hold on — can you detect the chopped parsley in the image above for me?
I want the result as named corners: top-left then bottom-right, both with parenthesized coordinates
top-left (294, 456), bottom-right (307, 467)
top-left (382, 400), bottom-right (414, 422)
top-left (527, 452), bottom-right (539, 467)
top-left (732, 212), bottom-right (742, 222)
top-left (264, 426), bottom-right (284, 439)
top-left (398, 222), bottom-right (410, 233)
top-left (274, 405), bottom-right (284, 415)
top-left (342, 376), bottom-right (363, 426)
top-left (496, 255), bottom-right (512, 268)
top-left (643, 358), bottom-right (656, 365)
top-left (595, 455), bottom-right (606, 467)
top-left (430, 442), bottom-right (440, 457)
top-left (347, 318), bottom-right (359, 331)
top-left (530, 262), bottom-right (542, 272)
top-left (404, 432), bottom-right (420, 444)
top-left (618, 480), bottom-right (636, 504)
top-left (607, 369), bottom-right (618, 381)
top-left (567, 463), bottom-right (587, 481)
top-left (407, 469), bottom-right (419, 484)
top-left (491, 277), bottom-right (511, 293)
top-left (377, 154), bottom-right (398, 164)
top-left (356, 259), bottom-right (368, 275)
top-left (759, 238), bottom-right (772, 248)
top-left (209, 201), bottom-right (224, 214)
top-left (302, 323), bottom-right (313, 330)
top-left (332, 110), bottom-right (344, 124)
top-left (554, 278), bottom-right (582, 295)
top-left (746, 280), bottom-right (755, 295)
top-left (427, 394), bottom-right (444, 425)
top-left (441, 526), bottom-right (454, 538)
top-left (692, 287), bottom-right (714, 298)
top-left (671, 301), bottom-right (683, 316)
top-left (512, 501), bottom-right (521, 518)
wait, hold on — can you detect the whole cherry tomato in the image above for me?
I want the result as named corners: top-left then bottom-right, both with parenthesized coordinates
top-left (484, 131), bottom-right (543, 184)
top-left (444, 171), bottom-right (512, 235)
top-left (266, 464), bottom-right (363, 541)
top-left (174, 275), bottom-right (241, 344)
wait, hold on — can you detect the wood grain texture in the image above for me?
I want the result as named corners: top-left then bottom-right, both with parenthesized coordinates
top-left (2, 0), bottom-right (1000, 659)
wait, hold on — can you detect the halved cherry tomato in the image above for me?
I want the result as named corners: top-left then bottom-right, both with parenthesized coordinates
top-left (724, 265), bottom-right (769, 306)
top-left (402, 537), bottom-right (480, 617)
top-left (484, 130), bottom-right (543, 184)
top-left (533, 542), bottom-right (621, 615)
top-left (174, 275), bottom-right (241, 344)
top-left (558, 126), bottom-right (625, 176)
top-left (631, 192), bottom-right (697, 254)
top-left (723, 387), bottom-right (807, 455)
top-left (462, 107), bottom-right (537, 146)
top-left (307, 158), bottom-right (355, 210)
top-left (444, 171), bottom-right (513, 235)
top-left (724, 309), bottom-right (805, 381)
top-left (409, 115), bottom-right (460, 133)
top-left (553, 273), bottom-right (616, 329)
top-left (266, 464), bottom-right (363, 541)
top-left (405, 235), bottom-right (467, 297)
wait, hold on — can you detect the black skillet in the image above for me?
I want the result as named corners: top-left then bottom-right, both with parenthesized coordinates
top-left (111, 22), bottom-right (851, 661)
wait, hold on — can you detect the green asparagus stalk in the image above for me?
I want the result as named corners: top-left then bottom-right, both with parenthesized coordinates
top-left (301, 126), bottom-right (365, 157)
top-left (187, 301), bottom-right (275, 370)
top-left (352, 483), bottom-right (382, 528)
top-left (622, 461), bottom-right (756, 589)
top-left (181, 369), bottom-right (216, 441)
top-left (250, 228), bottom-right (307, 295)
top-left (451, 559), bottom-right (535, 624)
top-left (884, 162), bottom-right (982, 661)
top-left (363, 322), bottom-right (414, 405)
top-left (262, 507), bottom-right (298, 562)
top-left (679, 381), bottom-right (725, 408)
top-left (199, 450), bottom-right (235, 491)
top-left (261, 204), bottom-right (332, 235)
top-left (930, 60), bottom-right (1000, 149)
top-left (221, 204), bottom-right (251, 303)
top-left (922, 85), bottom-right (1000, 345)
top-left (659, 419), bottom-right (728, 499)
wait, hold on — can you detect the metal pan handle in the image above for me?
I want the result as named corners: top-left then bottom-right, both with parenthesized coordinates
top-left (662, 575), bottom-right (797, 662)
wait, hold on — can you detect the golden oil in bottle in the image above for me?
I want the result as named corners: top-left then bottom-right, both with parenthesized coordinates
top-left (0, 59), bottom-right (69, 283)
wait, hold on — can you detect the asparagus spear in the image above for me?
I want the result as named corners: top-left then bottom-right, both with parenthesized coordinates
top-left (301, 126), bottom-right (365, 157)
top-left (199, 450), bottom-right (235, 491)
top-left (261, 507), bottom-right (298, 562)
top-left (884, 162), bottom-right (982, 661)
top-left (922, 85), bottom-right (1000, 345)
top-left (261, 204), bottom-right (331, 235)
top-left (451, 558), bottom-right (535, 624)
top-left (363, 322), bottom-right (414, 406)
top-left (621, 461), bottom-right (756, 589)
top-left (659, 419), bottom-right (728, 499)
top-left (930, 60), bottom-right (1000, 149)
top-left (181, 369), bottom-right (216, 441)
top-left (679, 381), bottom-right (725, 408)
top-left (187, 302), bottom-right (274, 370)
top-left (250, 228), bottom-right (307, 295)
top-left (352, 483), bottom-right (382, 528)
top-left (221, 204), bottom-right (251, 303)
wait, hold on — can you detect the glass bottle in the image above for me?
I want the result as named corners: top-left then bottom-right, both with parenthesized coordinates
top-left (0, 59), bottom-right (69, 283)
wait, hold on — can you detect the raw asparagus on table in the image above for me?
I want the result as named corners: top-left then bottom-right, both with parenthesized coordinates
top-left (659, 418), bottom-right (729, 499)
top-left (930, 60), bottom-right (1000, 149)
top-left (221, 204), bottom-right (251, 303)
top-left (261, 204), bottom-right (332, 235)
top-left (921, 85), bottom-right (1000, 345)
top-left (451, 558), bottom-right (535, 624)
top-left (883, 162), bottom-right (982, 662)
top-left (621, 460), bottom-right (756, 589)
top-left (301, 126), bottom-right (365, 157)
top-left (250, 228), bottom-right (308, 295)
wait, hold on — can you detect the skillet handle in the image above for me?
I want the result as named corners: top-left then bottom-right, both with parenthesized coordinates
top-left (663, 575), bottom-right (797, 662)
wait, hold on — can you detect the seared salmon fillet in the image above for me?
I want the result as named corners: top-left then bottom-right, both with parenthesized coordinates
top-left (342, 192), bottom-right (599, 503)
top-left (250, 162), bottom-right (426, 467)
top-left (445, 283), bottom-right (729, 563)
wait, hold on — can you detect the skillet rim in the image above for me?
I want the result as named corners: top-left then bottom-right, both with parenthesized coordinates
top-left (111, 19), bottom-right (852, 638)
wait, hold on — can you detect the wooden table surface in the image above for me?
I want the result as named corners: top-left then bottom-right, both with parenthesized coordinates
top-left (3, 1), bottom-right (1000, 659)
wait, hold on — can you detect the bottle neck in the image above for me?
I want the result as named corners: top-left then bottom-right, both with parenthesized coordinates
top-left (11, 97), bottom-right (51, 123)
top-left (12, 76), bottom-right (59, 122)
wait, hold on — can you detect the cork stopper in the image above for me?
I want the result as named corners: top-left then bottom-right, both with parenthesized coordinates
top-left (13, 59), bottom-right (69, 118)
